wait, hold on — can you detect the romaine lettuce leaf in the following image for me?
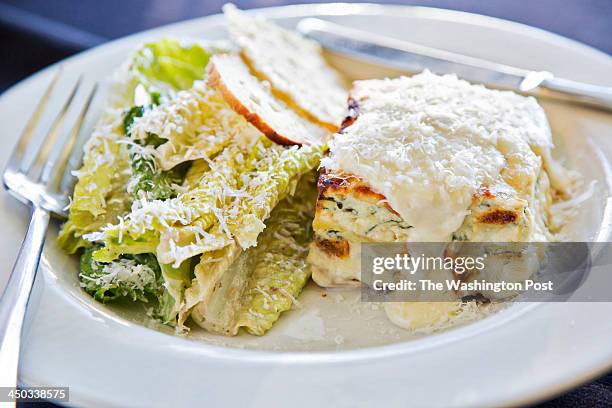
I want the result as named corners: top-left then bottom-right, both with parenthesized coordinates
top-left (80, 244), bottom-right (196, 328)
top-left (157, 260), bottom-right (194, 325)
top-left (189, 173), bottom-right (317, 335)
top-left (79, 246), bottom-right (162, 303)
top-left (58, 170), bottom-right (131, 254)
top-left (128, 82), bottom-right (256, 171)
top-left (131, 38), bottom-right (212, 94)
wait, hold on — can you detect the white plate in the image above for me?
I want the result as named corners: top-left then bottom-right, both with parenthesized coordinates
top-left (1, 3), bottom-right (612, 407)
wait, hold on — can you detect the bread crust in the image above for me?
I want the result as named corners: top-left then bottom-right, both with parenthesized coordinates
top-left (207, 54), bottom-right (328, 146)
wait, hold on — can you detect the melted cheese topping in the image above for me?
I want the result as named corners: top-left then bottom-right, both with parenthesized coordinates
top-left (321, 71), bottom-right (556, 242)
top-left (384, 301), bottom-right (488, 334)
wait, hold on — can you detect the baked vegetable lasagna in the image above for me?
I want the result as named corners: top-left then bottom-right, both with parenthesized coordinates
top-left (308, 71), bottom-right (572, 330)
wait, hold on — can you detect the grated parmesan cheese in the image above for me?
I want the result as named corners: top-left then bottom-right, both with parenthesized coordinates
top-left (80, 258), bottom-right (157, 294)
top-left (131, 81), bottom-right (261, 170)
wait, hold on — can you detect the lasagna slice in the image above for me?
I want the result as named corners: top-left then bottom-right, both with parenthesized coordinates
top-left (307, 71), bottom-right (571, 330)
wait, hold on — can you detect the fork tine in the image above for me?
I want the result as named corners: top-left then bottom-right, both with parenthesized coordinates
top-left (27, 76), bottom-right (82, 179)
top-left (43, 83), bottom-right (98, 189)
top-left (7, 67), bottom-right (63, 172)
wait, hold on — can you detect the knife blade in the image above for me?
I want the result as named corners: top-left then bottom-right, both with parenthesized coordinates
top-left (297, 18), bottom-right (612, 112)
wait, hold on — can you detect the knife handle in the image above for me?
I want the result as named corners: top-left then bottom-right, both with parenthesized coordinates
top-left (540, 76), bottom-right (612, 112)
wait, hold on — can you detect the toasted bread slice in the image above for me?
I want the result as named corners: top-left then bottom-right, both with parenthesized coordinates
top-left (207, 54), bottom-right (329, 146)
top-left (223, 4), bottom-right (347, 130)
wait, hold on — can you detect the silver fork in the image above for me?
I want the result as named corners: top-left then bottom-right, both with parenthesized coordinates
top-left (0, 68), bottom-right (97, 389)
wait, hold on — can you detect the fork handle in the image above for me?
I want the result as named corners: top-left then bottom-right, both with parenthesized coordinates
top-left (0, 206), bottom-right (49, 388)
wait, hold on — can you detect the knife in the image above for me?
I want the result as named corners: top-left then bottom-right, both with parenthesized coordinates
top-left (297, 18), bottom-right (612, 112)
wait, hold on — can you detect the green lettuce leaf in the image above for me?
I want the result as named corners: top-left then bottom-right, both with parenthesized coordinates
top-left (80, 243), bottom-right (195, 327)
top-left (189, 173), bottom-right (318, 335)
top-left (79, 246), bottom-right (162, 303)
top-left (125, 107), bottom-right (191, 201)
top-left (157, 260), bottom-right (194, 325)
top-left (131, 38), bottom-right (211, 94)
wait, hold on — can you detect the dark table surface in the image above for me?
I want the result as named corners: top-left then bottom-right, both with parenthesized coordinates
top-left (2, 1), bottom-right (611, 407)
